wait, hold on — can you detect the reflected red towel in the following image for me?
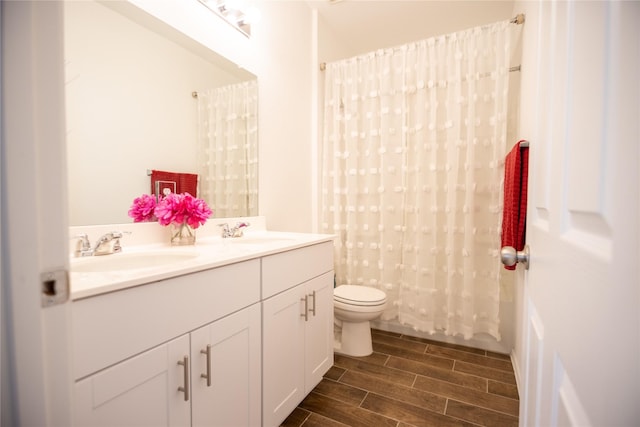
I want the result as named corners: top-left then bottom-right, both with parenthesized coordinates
top-left (150, 170), bottom-right (198, 198)
top-left (501, 141), bottom-right (529, 270)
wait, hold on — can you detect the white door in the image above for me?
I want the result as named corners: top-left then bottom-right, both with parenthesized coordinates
top-left (303, 271), bottom-right (334, 394)
top-left (2, 2), bottom-right (73, 426)
top-left (262, 285), bottom-right (306, 427)
top-left (190, 304), bottom-right (262, 427)
top-left (518, 1), bottom-right (639, 426)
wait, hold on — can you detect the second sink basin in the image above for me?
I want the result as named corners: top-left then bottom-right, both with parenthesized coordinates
top-left (71, 250), bottom-right (200, 273)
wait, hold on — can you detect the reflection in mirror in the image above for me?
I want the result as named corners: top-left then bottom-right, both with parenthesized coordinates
top-left (64, 0), bottom-right (258, 226)
top-left (196, 81), bottom-right (258, 217)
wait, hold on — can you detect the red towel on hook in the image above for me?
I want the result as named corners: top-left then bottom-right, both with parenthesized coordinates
top-left (501, 140), bottom-right (529, 270)
top-left (150, 170), bottom-right (198, 198)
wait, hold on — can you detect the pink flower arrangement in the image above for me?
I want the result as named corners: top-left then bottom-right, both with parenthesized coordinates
top-left (128, 194), bottom-right (157, 222)
top-left (154, 192), bottom-right (212, 229)
top-left (128, 193), bottom-right (213, 228)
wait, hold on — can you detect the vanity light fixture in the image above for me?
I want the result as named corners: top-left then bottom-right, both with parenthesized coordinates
top-left (198, 0), bottom-right (261, 37)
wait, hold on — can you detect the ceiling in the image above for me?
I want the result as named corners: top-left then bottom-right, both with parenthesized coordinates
top-left (309, 0), bottom-right (516, 59)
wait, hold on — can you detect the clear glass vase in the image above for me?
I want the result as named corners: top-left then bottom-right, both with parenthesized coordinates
top-left (170, 223), bottom-right (196, 246)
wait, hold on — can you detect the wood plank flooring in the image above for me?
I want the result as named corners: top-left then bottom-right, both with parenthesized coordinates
top-left (281, 329), bottom-right (519, 427)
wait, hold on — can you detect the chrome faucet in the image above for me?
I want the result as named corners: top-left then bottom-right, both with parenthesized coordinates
top-left (218, 222), bottom-right (250, 238)
top-left (73, 233), bottom-right (93, 257)
top-left (72, 231), bottom-right (130, 257)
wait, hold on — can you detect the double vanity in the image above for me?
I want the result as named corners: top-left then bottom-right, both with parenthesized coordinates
top-left (70, 217), bottom-right (335, 427)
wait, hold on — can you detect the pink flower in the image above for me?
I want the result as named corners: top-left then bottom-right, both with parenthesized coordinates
top-left (153, 192), bottom-right (212, 229)
top-left (128, 194), bottom-right (157, 222)
top-left (154, 193), bottom-right (184, 226)
top-left (183, 193), bottom-right (213, 229)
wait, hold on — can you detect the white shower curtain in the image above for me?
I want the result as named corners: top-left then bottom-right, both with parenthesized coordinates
top-left (321, 21), bottom-right (516, 340)
top-left (197, 80), bottom-right (258, 217)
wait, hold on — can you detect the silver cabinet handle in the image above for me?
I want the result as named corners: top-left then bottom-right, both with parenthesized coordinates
top-left (200, 344), bottom-right (212, 387)
top-left (177, 355), bottom-right (189, 401)
top-left (500, 245), bottom-right (530, 270)
top-left (309, 290), bottom-right (316, 317)
top-left (300, 295), bottom-right (309, 322)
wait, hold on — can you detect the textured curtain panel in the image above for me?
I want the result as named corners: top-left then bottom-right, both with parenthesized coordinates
top-left (197, 80), bottom-right (259, 217)
top-left (321, 20), bottom-right (516, 340)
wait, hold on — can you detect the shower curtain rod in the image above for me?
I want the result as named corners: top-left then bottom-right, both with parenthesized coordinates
top-left (319, 13), bottom-right (525, 72)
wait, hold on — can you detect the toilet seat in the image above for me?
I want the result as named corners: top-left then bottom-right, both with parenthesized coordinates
top-left (334, 285), bottom-right (387, 307)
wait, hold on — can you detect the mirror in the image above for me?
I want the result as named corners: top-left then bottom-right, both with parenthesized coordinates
top-left (64, 0), bottom-right (258, 226)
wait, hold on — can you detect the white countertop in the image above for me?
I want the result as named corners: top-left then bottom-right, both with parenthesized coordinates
top-left (70, 225), bottom-right (335, 300)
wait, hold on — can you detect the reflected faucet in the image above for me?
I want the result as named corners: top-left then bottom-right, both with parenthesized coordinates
top-left (219, 222), bottom-right (250, 238)
top-left (72, 231), bottom-right (130, 257)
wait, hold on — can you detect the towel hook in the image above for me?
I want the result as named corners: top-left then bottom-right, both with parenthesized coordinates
top-left (501, 245), bottom-right (530, 270)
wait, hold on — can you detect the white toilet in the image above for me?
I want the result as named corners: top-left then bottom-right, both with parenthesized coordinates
top-left (333, 285), bottom-right (387, 357)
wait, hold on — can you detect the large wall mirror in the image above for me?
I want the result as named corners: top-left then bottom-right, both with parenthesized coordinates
top-left (65, 0), bottom-right (258, 226)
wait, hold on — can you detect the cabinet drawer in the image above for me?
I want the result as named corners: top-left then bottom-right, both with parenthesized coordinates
top-left (73, 259), bottom-right (260, 380)
top-left (262, 242), bottom-right (334, 298)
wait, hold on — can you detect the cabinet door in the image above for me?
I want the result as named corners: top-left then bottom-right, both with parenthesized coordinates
top-left (190, 303), bottom-right (261, 427)
top-left (74, 334), bottom-right (190, 427)
top-left (262, 285), bottom-right (306, 427)
top-left (304, 271), bottom-right (334, 393)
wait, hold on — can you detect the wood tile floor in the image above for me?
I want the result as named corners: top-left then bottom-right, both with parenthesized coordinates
top-left (281, 329), bottom-right (519, 427)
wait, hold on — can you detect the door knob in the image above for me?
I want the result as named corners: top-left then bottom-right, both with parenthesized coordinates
top-left (500, 245), bottom-right (530, 270)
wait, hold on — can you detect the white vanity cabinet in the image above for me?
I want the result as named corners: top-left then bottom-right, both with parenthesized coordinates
top-left (72, 259), bottom-right (261, 427)
top-left (71, 235), bottom-right (335, 427)
top-left (261, 242), bottom-right (335, 427)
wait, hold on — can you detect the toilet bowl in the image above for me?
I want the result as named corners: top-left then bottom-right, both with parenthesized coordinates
top-left (333, 285), bottom-right (387, 357)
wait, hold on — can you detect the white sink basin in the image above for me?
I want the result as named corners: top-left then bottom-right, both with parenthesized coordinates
top-left (71, 251), bottom-right (200, 273)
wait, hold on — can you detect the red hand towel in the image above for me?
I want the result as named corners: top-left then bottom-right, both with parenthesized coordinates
top-left (501, 141), bottom-right (529, 270)
top-left (150, 170), bottom-right (198, 198)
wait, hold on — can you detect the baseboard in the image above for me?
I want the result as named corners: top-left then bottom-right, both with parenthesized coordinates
top-left (370, 319), bottom-right (511, 355)
top-left (510, 348), bottom-right (524, 420)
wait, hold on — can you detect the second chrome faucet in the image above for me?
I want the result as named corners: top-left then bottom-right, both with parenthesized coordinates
top-left (218, 222), bottom-right (250, 238)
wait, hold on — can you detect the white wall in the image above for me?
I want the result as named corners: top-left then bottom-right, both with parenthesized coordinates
top-left (317, 11), bottom-right (353, 65)
top-left (252, 1), bottom-right (315, 232)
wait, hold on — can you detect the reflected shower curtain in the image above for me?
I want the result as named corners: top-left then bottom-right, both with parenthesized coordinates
top-left (321, 21), bottom-right (514, 339)
top-left (197, 80), bottom-right (258, 217)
